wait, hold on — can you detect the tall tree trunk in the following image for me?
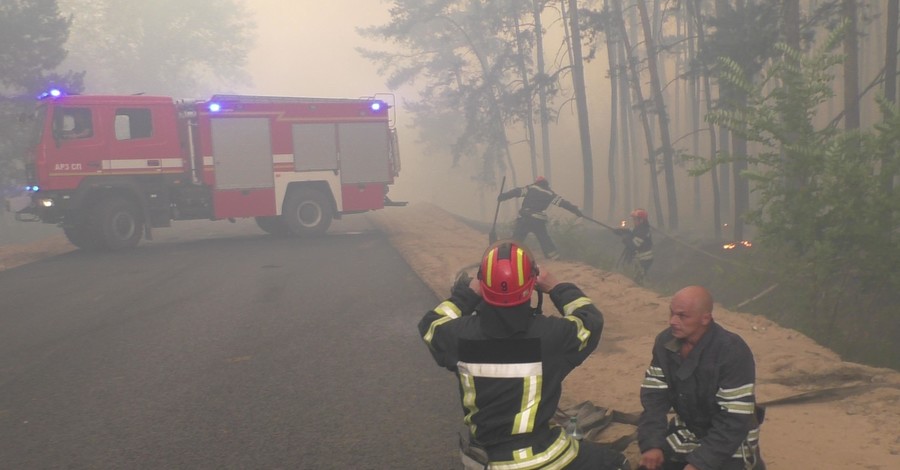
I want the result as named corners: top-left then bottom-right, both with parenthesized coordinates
top-left (533, 0), bottom-right (553, 181)
top-left (712, 0), bottom-right (731, 235)
top-left (884, 0), bottom-right (898, 209)
top-left (689, 0), bottom-right (721, 239)
top-left (782, 0), bottom-right (803, 193)
top-left (605, 0), bottom-right (619, 220)
top-left (513, 15), bottom-right (539, 181)
top-left (614, 0), bottom-right (665, 227)
top-left (684, 5), bottom-right (702, 222)
top-left (637, 0), bottom-right (679, 230)
top-left (567, 0), bottom-right (595, 216)
top-left (618, 39), bottom-right (636, 215)
top-left (843, 0), bottom-right (860, 130)
top-left (714, 0), bottom-right (747, 241)
top-left (731, 107), bottom-right (749, 241)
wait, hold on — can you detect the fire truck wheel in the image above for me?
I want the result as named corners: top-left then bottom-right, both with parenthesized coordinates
top-left (92, 197), bottom-right (144, 250)
top-left (255, 216), bottom-right (290, 236)
top-left (283, 188), bottom-right (333, 236)
top-left (63, 224), bottom-right (102, 250)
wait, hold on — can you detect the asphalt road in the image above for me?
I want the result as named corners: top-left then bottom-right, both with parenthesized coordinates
top-left (0, 217), bottom-right (462, 469)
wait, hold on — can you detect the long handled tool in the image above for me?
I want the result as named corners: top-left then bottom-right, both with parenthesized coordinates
top-left (488, 176), bottom-right (506, 244)
top-left (580, 216), bottom-right (631, 269)
top-left (581, 215), bottom-right (621, 233)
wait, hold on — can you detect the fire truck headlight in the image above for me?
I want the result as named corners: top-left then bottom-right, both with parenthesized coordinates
top-left (38, 198), bottom-right (54, 208)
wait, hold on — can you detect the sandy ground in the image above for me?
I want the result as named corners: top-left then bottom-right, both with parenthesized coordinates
top-left (368, 203), bottom-right (900, 469)
top-left (3, 203), bottom-right (899, 469)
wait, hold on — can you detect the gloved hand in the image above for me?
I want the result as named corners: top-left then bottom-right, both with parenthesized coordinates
top-left (451, 270), bottom-right (473, 297)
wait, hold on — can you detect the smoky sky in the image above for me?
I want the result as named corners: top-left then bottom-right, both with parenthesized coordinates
top-left (245, 0), bottom-right (390, 98)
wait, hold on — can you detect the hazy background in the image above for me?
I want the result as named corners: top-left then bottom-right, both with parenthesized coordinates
top-left (242, 0), bottom-right (602, 225)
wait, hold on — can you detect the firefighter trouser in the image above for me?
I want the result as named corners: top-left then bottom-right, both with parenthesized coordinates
top-left (463, 436), bottom-right (628, 470)
top-left (512, 216), bottom-right (559, 259)
top-left (565, 440), bottom-right (630, 470)
top-left (661, 449), bottom-right (765, 470)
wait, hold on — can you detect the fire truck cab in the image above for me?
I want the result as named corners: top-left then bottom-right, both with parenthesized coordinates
top-left (17, 91), bottom-right (402, 250)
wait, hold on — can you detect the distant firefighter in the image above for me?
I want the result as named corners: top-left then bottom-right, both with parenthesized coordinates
top-left (498, 176), bottom-right (583, 260)
top-left (615, 208), bottom-right (653, 284)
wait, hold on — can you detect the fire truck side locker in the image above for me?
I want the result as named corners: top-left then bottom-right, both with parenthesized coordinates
top-left (337, 121), bottom-right (392, 212)
top-left (208, 117), bottom-right (277, 219)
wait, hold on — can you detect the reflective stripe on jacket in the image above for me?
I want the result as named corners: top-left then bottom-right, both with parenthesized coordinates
top-left (418, 283), bottom-right (603, 465)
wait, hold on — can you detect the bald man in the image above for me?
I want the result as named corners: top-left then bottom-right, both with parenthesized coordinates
top-left (637, 286), bottom-right (765, 470)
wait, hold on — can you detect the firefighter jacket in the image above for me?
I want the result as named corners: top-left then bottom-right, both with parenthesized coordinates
top-left (621, 223), bottom-right (653, 263)
top-left (499, 184), bottom-right (581, 221)
top-left (638, 322), bottom-right (761, 470)
top-left (418, 282), bottom-right (603, 467)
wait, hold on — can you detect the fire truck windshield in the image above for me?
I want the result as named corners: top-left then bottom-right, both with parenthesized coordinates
top-left (27, 104), bottom-right (48, 148)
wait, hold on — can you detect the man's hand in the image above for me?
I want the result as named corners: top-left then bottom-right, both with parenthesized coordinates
top-left (451, 271), bottom-right (478, 298)
top-left (468, 277), bottom-right (482, 296)
top-left (535, 267), bottom-right (560, 293)
top-left (638, 448), bottom-right (664, 470)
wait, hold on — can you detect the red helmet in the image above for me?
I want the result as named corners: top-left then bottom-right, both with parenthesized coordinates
top-left (630, 208), bottom-right (648, 221)
top-left (478, 240), bottom-right (538, 307)
top-left (534, 176), bottom-right (549, 188)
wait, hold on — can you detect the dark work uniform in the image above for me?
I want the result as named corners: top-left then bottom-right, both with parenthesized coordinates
top-left (619, 222), bottom-right (653, 282)
top-left (638, 322), bottom-right (765, 470)
top-left (418, 282), bottom-right (627, 469)
top-left (499, 183), bottom-right (581, 260)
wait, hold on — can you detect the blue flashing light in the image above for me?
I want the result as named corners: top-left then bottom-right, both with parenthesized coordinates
top-left (25, 185), bottom-right (40, 192)
top-left (37, 88), bottom-right (63, 100)
top-left (208, 102), bottom-right (222, 112)
top-left (370, 101), bottom-right (383, 112)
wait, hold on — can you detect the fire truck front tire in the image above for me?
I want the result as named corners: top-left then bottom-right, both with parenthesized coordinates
top-left (255, 216), bottom-right (290, 235)
top-left (283, 188), bottom-right (333, 236)
top-left (63, 223), bottom-right (102, 250)
top-left (91, 197), bottom-right (144, 250)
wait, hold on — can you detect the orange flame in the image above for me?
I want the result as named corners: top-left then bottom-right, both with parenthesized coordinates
top-left (723, 240), bottom-right (752, 250)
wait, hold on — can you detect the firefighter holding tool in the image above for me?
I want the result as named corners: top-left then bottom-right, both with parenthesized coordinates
top-left (497, 176), bottom-right (583, 260)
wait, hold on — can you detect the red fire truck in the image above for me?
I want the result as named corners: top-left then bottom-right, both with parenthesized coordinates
top-left (13, 90), bottom-right (403, 249)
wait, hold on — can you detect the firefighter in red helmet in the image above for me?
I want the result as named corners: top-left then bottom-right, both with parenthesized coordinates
top-left (418, 240), bottom-right (629, 470)
top-left (498, 176), bottom-right (583, 260)
top-left (615, 208), bottom-right (654, 284)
